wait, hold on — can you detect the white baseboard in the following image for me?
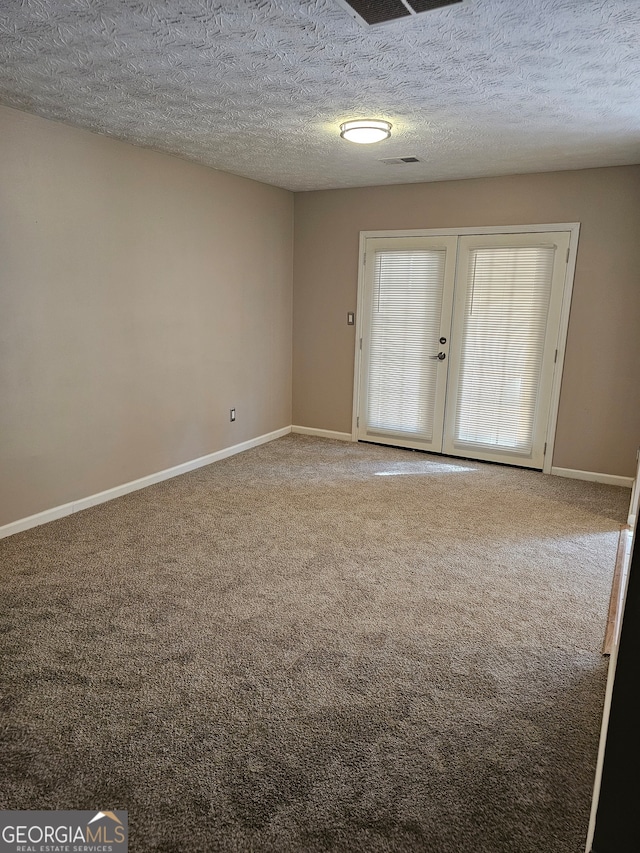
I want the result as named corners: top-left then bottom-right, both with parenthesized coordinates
top-left (291, 425), bottom-right (353, 442)
top-left (0, 425), bottom-right (292, 540)
top-left (551, 467), bottom-right (633, 489)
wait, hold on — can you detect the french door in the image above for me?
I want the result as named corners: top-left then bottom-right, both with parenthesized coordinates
top-left (355, 229), bottom-right (573, 469)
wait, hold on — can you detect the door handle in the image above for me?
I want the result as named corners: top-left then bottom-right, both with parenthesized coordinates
top-left (430, 352), bottom-right (446, 361)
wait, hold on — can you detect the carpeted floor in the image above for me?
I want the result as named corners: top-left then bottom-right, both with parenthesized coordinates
top-left (0, 435), bottom-right (630, 852)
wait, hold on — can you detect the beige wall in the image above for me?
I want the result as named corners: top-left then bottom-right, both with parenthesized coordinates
top-left (0, 106), bottom-right (293, 527)
top-left (293, 167), bottom-right (640, 477)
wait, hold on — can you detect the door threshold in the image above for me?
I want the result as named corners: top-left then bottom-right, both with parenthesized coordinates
top-left (356, 440), bottom-right (543, 473)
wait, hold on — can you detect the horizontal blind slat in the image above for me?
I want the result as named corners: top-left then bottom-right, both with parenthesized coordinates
top-left (367, 250), bottom-right (445, 437)
top-left (454, 245), bottom-right (555, 453)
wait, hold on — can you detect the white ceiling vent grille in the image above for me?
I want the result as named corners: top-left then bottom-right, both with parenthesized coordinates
top-left (334, 0), bottom-right (463, 27)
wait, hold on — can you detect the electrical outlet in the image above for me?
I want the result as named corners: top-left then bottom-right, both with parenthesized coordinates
top-left (230, 408), bottom-right (236, 422)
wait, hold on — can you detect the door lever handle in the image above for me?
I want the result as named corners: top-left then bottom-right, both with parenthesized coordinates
top-left (430, 352), bottom-right (446, 361)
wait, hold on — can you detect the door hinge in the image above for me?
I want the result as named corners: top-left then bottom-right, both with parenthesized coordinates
top-left (363, 253), bottom-right (367, 266)
top-left (357, 416), bottom-right (360, 428)
top-left (543, 442), bottom-right (547, 455)
top-left (554, 349), bottom-right (558, 363)
top-left (566, 246), bottom-right (570, 263)
top-left (359, 337), bottom-right (362, 351)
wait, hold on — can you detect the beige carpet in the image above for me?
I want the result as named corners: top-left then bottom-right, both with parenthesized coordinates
top-left (0, 435), bottom-right (630, 852)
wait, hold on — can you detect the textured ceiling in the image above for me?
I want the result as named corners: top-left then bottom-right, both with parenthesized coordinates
top-left (1, 0), bottom-right (639, 191)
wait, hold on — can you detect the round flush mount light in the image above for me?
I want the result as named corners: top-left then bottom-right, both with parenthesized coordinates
top-left (339, 119), bottom-right (392, 144)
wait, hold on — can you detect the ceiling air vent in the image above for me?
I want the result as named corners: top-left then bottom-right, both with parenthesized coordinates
top-left (380, 156), bottom-right (422, 165)
top-left (334, 0), bottom-right (463, 28)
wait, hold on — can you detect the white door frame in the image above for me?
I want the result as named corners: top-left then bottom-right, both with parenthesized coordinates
top-left (351, 223), bottom-right (580, 475)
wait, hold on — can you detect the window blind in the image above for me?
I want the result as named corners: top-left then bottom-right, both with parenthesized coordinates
top-left (453, 245), bottom-right (556, 454)
top-left (367, 250), bottom-right (446, 437)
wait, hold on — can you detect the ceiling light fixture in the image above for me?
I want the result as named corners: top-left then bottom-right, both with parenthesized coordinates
top-left (340, 119), bottom-right (392, 144)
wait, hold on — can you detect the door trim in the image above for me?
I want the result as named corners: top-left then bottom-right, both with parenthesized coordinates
top-left (351, 223), bottom-right (581, 473)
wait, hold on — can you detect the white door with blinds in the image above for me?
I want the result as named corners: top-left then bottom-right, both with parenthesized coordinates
top-left (358, 236), bottom-right (458, 452)
top-left (356, 230), bottom-right (572, 469)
